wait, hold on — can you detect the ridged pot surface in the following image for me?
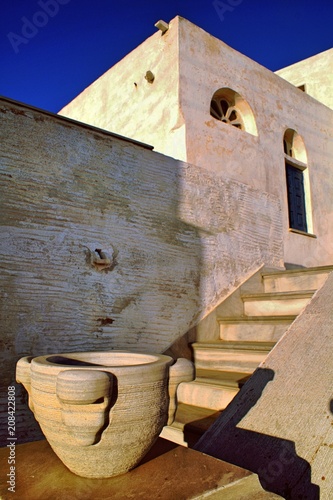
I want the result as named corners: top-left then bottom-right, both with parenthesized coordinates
top-left (17, 351), bottom-right (173, 478)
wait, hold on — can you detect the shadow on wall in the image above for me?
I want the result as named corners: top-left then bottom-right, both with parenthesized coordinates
top-left (0, 100), bottom-right (282, 446)
top-left (0, 103), bottom-right (203, 446)
top-left (195, 368), bottom-right (320, 500)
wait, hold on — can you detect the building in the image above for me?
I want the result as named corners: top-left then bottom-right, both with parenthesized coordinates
top-left (275, 47), bottom-right (333, 111)
top-left (0, 15), bottom-right (332, 497)
top-left (59, 16), bottom-right (333, 269)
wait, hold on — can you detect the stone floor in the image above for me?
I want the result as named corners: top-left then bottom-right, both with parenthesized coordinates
top-left (0, 438), bottom-right (282, 499)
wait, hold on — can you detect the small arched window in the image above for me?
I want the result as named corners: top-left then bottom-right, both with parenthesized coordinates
top-left (210, 88), bottom-right (257, 136)
top-left (283, 129), bottom-right (312, 234)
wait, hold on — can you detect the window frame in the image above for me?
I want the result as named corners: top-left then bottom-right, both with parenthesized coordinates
top-left (285, 159), bottom-right (308, 233)
top-left (209, 88), bottom-right (258, 136)
top-left (283, 152), bottom-right (315, 237)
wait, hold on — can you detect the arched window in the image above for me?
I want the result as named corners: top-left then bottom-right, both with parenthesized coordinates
top-left (210, 88), bottom-right (257, 136)
top-left (283, 129), bottom-right (312, 233)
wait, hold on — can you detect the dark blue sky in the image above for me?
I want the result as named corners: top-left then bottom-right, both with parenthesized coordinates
top-left (1, 0), bottom-right (332, 114)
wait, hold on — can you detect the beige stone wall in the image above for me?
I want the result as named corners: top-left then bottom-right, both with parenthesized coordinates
top-left (275, 48), bottom-right (333, 110)
top-left (0, 98), bottom-right (283, 444)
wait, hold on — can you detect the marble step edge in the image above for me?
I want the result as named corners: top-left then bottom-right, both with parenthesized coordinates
top-left (261, 265), bottom-right (333, 278)
top-left (218, 315), bottom-right (296, 324)
top-left (241, 290), bottom-right (316, 301)
top-left (192, 341), bottom-right (276, 351)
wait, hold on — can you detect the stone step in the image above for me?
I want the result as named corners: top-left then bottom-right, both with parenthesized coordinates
top-left (161, 266), bottom-right (333, 465)
top-left (177, 378), bottom-right (239, 410)
top-left (195, 368), bottom-right (251, 388)
top-left (176, 368), bottom-right (251, 412)
top-left (192, 341), bottom-right (275, 373)
top-left (172, 403), bottom-right (222, 431)
top-left (241, 290), bottom-right (315, 316)
top-left (160, 402), bottom-right (222, 446)
top-left (262, 265), bottom-right (333, 293)
top-left (160, 403), bottom-right (221, 446)
top-left (160, 423), bottom-right (190, 446)
top-left (219, 316), bottom-right (295, 342)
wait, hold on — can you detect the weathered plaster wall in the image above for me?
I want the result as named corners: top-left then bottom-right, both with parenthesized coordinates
top-left (275, 48), bottom-right (333, 111)
top-left (0, 99), bottom-right (283, 444)
top-left (59, 17), bottom-right (186, 162)
top-left (177, 17), bottom-right (333, 268)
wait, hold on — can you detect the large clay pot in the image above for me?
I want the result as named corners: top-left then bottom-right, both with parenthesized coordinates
top-left (16, 351), bottom-right (193, 478)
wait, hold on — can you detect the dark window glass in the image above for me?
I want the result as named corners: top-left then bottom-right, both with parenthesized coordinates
top-left (285, 163), bottom-right (307, 232)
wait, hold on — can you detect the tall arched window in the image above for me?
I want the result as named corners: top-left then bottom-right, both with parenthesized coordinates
top-left (283, 129), bottom-right (313, 233)
top-left (210, 88), bottom-right (257, 136)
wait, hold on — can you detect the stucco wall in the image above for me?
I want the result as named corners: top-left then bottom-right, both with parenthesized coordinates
top-left (177, 18), bottom-right (333, 268)
top-left (0, 98), bottom-right (283, 444)
top-left (275, 48), bottom-right (333, 111)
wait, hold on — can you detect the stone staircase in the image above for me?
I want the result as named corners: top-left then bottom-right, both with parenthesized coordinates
top-left (161, 265), bottom-right (333, 446)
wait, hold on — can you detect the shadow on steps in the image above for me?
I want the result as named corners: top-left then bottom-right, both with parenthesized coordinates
top-left (194, 367), bottom-right (319, 500)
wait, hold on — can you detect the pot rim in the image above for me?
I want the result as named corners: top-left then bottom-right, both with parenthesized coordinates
top-left (29, 350), bottom-right (173, 372)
